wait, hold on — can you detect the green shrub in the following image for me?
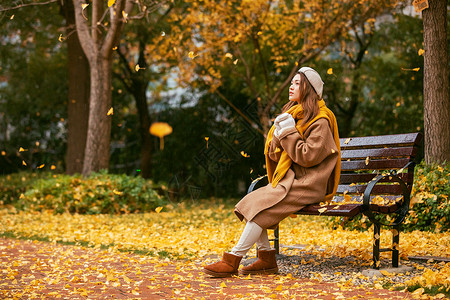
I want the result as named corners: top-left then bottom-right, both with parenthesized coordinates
top-left (330, 162), bottom-right (450, 232)
top-left (13, 171), bottom-right (167, 214)
top-left (0, 172), bottom-right (50, 205)
top-left (403, 162), bottom-right (450, 232)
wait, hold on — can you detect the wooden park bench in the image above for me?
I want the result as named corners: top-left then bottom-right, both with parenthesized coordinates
top-left (247, 132), bottom-right (423, 269)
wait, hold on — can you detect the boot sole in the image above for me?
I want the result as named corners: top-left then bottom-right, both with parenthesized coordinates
top-left (203, 268), bottom-right (238, 278)
top-left (239, 267), bottom-right (278, 275)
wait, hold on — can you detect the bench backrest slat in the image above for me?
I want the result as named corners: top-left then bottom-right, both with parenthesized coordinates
top-left (340, 158), bottom-right (411, 171)
top-left (337, 184), bottom-right (403, 195)
top-left (339, 133), bottom-right (421, 149)
top-left (339, 173), bottom-right (414, 185)
top-left (341, 147), bottom-right (418, 160)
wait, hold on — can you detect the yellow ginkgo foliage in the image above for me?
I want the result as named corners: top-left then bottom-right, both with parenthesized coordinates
top-left (149, 122), bottom-right (173, 150)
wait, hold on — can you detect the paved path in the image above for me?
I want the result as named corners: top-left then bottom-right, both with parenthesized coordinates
top-left (0, 238), bottom-right (413, 299)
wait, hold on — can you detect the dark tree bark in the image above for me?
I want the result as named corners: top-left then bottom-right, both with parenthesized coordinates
top-left (60, 0), bottom-right (90, 174)
top-left (422, 0), bottom-right (449, 165)
top-left (117, 44), bottom-right (152, 178)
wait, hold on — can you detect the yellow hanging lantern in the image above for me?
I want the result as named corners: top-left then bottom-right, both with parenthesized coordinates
top-left (149, 122), bottom-right (173, 150)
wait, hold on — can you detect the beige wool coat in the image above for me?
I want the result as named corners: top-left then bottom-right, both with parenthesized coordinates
top-left (234, 118), bottom-right (339, 229)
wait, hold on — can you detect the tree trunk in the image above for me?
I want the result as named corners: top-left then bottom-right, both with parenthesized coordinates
top-left (422, 0), bottom-right (450, 165)
top-left (134, 86), bottom-right (152, 178)
top-left (60, 0), bottom-right (90, 174)
top-left (72, 0), bottom-right (130, 176)
top-left (82, 57), bottom-right (112, 174)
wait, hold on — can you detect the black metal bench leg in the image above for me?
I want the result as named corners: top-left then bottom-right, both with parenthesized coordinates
top-left (274, 227), bottom-right (279, 254)
top-left (392, 225), bottom-right (400, 267)
top-left (373, 223), bottom-right (381, 269)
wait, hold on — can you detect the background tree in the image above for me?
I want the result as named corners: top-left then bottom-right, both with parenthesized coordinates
top-left (59, 0), bottom-right (90, 174)
top-left (159, 0), bottom-right (398, 132)
top-left (0, 1), bottom-right (67, 173)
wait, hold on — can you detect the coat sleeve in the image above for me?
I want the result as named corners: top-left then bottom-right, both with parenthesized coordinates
top-left (267, 136), bottom-right (282, 162)
top-left (277, 118), bottom-right (337, 168)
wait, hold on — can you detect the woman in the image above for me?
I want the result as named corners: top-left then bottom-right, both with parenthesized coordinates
top-left (203, 67), bottom-right (341, 277)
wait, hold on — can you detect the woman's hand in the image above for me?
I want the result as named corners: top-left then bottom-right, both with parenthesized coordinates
top-left (274, 113), bottom-right (295, 137)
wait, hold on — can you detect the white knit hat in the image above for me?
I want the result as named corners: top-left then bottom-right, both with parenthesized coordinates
top-left (298, 67), bottom-right (324, 98)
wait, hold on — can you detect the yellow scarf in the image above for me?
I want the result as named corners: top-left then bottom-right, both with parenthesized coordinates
top-left (264, 100), bottom-right (341, 203)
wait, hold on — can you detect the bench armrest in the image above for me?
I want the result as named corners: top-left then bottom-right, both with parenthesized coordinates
top-left (362, 162), bottom-right (415, 226)
top-left (247, 175), bottom-right (269, 194)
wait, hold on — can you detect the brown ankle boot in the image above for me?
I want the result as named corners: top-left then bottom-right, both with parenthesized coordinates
top-left (203, 252), bottom-right (242, 277)
top-left (239, 249), bottom-right (278, 275)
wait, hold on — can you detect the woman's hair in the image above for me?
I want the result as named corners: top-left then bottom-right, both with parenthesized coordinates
top-left (281, 72), bottom-right (320, 127)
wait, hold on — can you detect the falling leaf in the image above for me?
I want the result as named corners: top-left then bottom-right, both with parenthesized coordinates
top-left (22, 160), bottom-right (27, 166)
top-left (401, 67), bottom-right (421, 72)
top-left (122, 11), bottom-right (128, 22)
top-left (108, 0), bottom-right (116, 7)
top-left (204, 137), bottom-right (209, 148)
top-left (318, 207), bottom-right (327, 213)
top-left (240, 151), bottom-right (250, 158)
top-left (107, 107), bottom-right (114, 116)
top-left (155, 207), bottom-right (163, 213)
top-left (82, 3), bottom-right (89, 10)
top-left (365, 157), bottom-right (370, 165)
top-left (112, 46), bottom-right (117, 50)
top-left (10, 15), bottom-right (14, 20)
top-left (135, 64), bottom-right (145, 72)
top-left (250, 168), bottom-right (253, 174)
top-left (327, 68), bottom-right (333, 75)
top-left (188, 51), bottom-right (197, 59)
top-left (58, 34), bottom-right (64, 42)
top-left (37, 164), bottom-right (45, 169)
top-left (344, 138), bottom-right (351, 144)
top-left (418, 49), bottom-right (425, 56)
top-left (1, 151), bottom-right (5, 156)
top-left (51, 165), bottom-right (56, 170)
top-left (19, 147), bottom-right (27, 152)
top-left (233, 59), bottom-right (238, 65)
top-left (224, 53), bottom-right (233, 59)
top-left (161, 31), bottom-right (166, 36)
top-left (149, 122), bottom-right (173, 150)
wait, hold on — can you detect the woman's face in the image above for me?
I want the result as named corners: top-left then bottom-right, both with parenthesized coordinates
top-left (288, 74), bottom-right (301, 102)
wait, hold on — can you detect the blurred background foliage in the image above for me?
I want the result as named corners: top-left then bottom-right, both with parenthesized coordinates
top-left (0, 2), bottom-right (448, 200)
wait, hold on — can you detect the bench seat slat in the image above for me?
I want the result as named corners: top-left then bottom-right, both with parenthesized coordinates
top-left (297, 204), bottom-right (362, 217)
top-left (296, 203), bottom-right (401, 217)
top-left (341, 147), bottom-right (417, 160)
top-left (339, 173), bottom-right (414, 185)
top-left (341, 158), bottom-right (411, 171)
top-left (333, 195), bottom-right (402, 203)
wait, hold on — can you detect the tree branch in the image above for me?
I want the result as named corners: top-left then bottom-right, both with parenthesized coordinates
top-left (0, 0), bottom-right (58, 12)
top-left (101, 0), bottom-right (129, 57)
top-left (215, 89), bottom-right (265, 136)
top-left (73, 0), bottom-right (95, 61)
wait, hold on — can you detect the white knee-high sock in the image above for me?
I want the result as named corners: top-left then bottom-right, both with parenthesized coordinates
top-left (231, 221), bottom-right (270, 257)
top-left (256, 229), bottom-right (271, 251)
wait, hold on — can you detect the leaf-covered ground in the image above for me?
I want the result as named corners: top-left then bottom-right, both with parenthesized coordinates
top-left (0, 200), bottom-right (449, 298)
top-left (0, 238), bottom-right (416, 299)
